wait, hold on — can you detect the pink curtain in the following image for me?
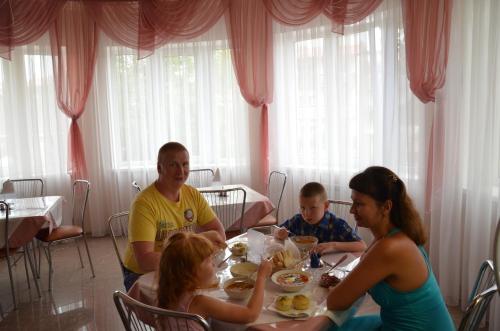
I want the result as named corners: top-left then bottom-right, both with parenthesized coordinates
top-left (1, 0), bottom-right (454, 187)
top-left (402, 0), bottom-right (453, 103)
top-left (264, 0), bottom-right (382, 33)
top-left (0, 0), bottom-right (64, 60)
top-left (226, 0), bottom-right (274, 190)
top-left (50, 1), bottom-right (99, 180)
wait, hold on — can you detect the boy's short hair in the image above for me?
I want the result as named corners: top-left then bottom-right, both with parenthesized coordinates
top-left (300, 182), bottom-right (327, 201)
top-left (157, 142), bottom-right (188, 164)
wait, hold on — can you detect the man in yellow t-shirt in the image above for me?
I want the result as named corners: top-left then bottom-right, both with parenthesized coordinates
top-left (123, 142), bottom-right (226, 290)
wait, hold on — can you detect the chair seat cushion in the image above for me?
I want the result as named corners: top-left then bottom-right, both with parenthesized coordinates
top-left (36, 225), bottom-right (83, 242)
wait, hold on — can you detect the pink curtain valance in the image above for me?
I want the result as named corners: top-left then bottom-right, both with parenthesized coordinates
top-left (85, 0), bottom-right (228, 59)
top-left (0, 0), bottom-right (64, 60)
top-left (263, 0), bottom-right (383, 34)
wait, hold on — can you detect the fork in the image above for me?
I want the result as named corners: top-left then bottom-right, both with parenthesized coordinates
top-left (325, 254), bottom-right (348, 274)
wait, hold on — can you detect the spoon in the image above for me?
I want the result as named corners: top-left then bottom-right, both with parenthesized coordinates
top-left (325, 254), bottom-right (348, 274)
top-left (217, 254), bottom-right (232, 268)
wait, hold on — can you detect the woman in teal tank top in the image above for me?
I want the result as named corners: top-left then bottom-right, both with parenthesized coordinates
top-left (326, 167), bottom-right (455, 331)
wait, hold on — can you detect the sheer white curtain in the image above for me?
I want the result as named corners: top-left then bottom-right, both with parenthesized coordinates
top-left (270, 0), bottom-right (430, 224)
top-left (81, 19), bottom-right (250, 235)
top-left (429, 0), bottom-right (500, 327)
top-left (0, 33), bottom-right (72, 219)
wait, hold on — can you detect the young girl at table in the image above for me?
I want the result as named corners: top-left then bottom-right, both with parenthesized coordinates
top-left (326, 166), bottom-right (454, 331)
top-left (157, 232), bottom-right (273, 326)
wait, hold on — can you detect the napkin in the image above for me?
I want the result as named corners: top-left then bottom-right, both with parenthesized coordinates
top-left (322, 294), bottom-right (366, 326)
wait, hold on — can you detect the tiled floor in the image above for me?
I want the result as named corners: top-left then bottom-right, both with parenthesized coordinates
top-left (0, 237), bottom-right (477, 330)
top-left (0, 237), bottom-right (125, 330)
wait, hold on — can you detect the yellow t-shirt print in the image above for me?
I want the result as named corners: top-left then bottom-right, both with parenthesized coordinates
top-left (154, 219), bottom-right (177, 250)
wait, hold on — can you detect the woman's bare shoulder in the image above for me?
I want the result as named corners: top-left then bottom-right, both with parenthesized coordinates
top-left (367, 233), bottom-right (416, 262)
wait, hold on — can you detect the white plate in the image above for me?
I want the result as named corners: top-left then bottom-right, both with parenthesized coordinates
top-left (267, 293), bottom-right (316, 319)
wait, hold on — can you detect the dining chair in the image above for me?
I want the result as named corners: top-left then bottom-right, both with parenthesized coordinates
top-left (36, 180), bottom-right (95, 290)
top-left (328, 200), bottom-right (373, 245)
top-left (3, 178), bottom-right (44, 198)
top-left (199, 187), bottom-right (247, 233)
top-left (458, 260), bottom-right (497, 331)
top-left (132, 181), bottom-right (142, 194)
top-left (328, 200), bottom-right (356, 230)
top-left (493, 218), bottom-right (500, 293)
top-left (108, 211), bottom-right (129, 270)
top-left (252, 171), bottom-right (287, 228)
top-left (268, 171), bottom-right (287, 220)
top-left (113, 290), bottom-right (211, 331)
top-left (0, 201), bottom-right (41, 309)
top-left (187, 169), bottom-right (215, 188)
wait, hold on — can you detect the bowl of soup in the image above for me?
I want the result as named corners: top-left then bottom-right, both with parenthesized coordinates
top-left (271, 270), bottom-right (311, 292)
top-left (230, 262), bottom-right (258, 278)
top-left (223, 277), bottom-right (255, 300)
top-left (291, 236), bottom-right (318, 252)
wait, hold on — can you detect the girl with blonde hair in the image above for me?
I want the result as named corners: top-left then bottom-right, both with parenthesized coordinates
top-left (157, 232), bottom-right (272, 327)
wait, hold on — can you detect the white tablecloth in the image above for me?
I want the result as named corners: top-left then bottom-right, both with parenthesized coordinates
top-left (199, 184), bottom-right (275, 231)
top-left (128, 233), bottom-right (378, 331)
top-left (0, 196), bottom-right (63, 248)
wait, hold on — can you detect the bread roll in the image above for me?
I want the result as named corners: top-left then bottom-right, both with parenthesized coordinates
top-left (292, 294), bottom-right (310, 310)
top-left (275, 295), bottom-right (293, 311)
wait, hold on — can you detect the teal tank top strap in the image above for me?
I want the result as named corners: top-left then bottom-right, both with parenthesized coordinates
top-left (386, 227), bottom-right (401, 237)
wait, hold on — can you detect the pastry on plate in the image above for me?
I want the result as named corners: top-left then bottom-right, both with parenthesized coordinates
top-left (275, 295), bottom-right (293, 311)
top-left (292, 294), bottom-right (310, 310)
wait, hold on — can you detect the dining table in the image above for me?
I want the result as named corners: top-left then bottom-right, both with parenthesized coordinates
top-left (198, 184), bottom-right (275, 231)
top-left (0, 196), bottom-right (64, 249)
top-left (1, 195), bottom-right (64, 297)
top-left (127, 228), bottom-right (379, 331)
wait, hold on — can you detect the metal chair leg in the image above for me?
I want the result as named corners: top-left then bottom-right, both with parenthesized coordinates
top-left (46, 244), bottom-right (54, 291)
top-left (31, 239), bottom-right (40, 278)
top-left (37, 243), bottom-right (42, 278)
top-left (76, 239), bottom-right (84, 268)
top-left (5, 253), bottom-right (17, 310)
top-left (82, 236), bottom-right (95, 278)
top-left (25, 242), bottom-right (41, 298)
top-left (23, 250), bottom-right (31, 289)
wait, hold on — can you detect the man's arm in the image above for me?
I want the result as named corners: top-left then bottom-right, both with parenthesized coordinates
top-left (198, 217), bottom-right (226, 242)
top-left (131, 241), bottom-right (161, 273)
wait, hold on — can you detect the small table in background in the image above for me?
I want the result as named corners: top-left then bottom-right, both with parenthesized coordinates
top-left (198, 184), bottom-right (275, 231)
top-left (0, 196), bottom-right (63, 249)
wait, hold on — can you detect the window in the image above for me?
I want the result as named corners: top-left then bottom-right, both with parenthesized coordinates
top-left (271, 7), bottom-right (426, 182)
top-left (0, 42), bottom-right (69, 178)
top-left (104, 37), bottom-right (248, 171)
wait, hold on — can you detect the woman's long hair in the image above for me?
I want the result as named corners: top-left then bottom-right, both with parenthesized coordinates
top-left (349, 166), bottom-right (426, 245)
top-left (157, 232), bottom-right (216, 309)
